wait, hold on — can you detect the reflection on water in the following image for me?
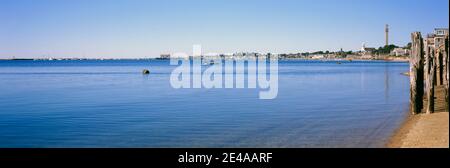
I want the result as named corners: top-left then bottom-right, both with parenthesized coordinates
top-left (385, 64), bottom-right (390, 101)
top-left (0, 60), bottom-right (410, 147)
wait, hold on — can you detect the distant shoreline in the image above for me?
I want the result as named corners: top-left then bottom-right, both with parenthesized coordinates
top-left (0, 57), bottom-right (410, 62)
top-left (0, 58), bottom-right (163, 61)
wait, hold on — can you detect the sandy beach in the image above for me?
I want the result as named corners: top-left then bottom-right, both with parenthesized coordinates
top-left (388, 86), bottom-right (449, 148)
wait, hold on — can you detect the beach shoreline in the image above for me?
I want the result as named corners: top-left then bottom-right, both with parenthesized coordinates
top-left (387, 112), bottom-right (449, 148)
top-left (387, 85), bottom-right (449, 148)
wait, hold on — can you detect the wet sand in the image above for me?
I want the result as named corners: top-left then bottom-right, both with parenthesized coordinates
top-left (388, 86), bottom-right (449, 148)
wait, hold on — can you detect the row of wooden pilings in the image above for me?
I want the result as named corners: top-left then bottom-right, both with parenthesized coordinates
top-left (410, 32), bottom-right (449, 114)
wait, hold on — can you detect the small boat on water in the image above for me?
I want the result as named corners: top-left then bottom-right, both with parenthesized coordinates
top-left (142, 69), bottom-right (150, 74)
top-left (202, 60), bottom-right (218, 66)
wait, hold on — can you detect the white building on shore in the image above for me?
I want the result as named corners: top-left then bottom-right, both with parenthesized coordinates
top-left (360, 43), bottom-right (376, 56)
top-left (390, 48), bottom-right (410, 56)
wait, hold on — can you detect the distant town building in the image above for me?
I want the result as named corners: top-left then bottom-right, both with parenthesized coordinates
top-left (433, 28), bottom-right (448, 48)
top-left (391, 48), bottom-right (410, 56)
top-left (360, 43), bottom-right (376, 54)
top-left (435, 28), bottom-right (448, 36)
top-left (203, 53), bottom-right (220, 57)
top-left (160, 54), bottom-right (170, 59)
top-left (425, 28), bottom-right (449, 49)
top-left (311, 54), bottom-right (324, 59)
top-left (193, 44), bottom-right (202, 57)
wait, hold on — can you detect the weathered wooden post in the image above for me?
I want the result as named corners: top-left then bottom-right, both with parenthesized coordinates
top-left (445, 35), bottom-right (449, 111)
top-left (424, 42), bottom-right (431, 87)
top-left (410, 32), bottom-right (424, 114)
top-left (436, 48), bottom-right (444, 86)
top-left (426, 47), bottom-right (435, 114)
top-left (443, 37), bottom-right (448, 87)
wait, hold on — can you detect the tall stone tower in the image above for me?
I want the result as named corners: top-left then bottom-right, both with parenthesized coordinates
top-left (385, 24), bottom-right (389, 46)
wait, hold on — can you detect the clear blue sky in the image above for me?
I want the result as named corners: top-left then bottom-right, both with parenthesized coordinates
top-left (0, 0), bottom-right (448, 58)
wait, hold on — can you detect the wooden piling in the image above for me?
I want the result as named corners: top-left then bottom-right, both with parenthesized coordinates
top-left (410, 32), bottom-right (425, 114)
top-left (436, 48), bottom-right (444, 86)
top-left (443, 43), bottom-right (448, 87)
top-left (445, 35), bottom-right (449, 111)
top-left (424, 42), bottom-right (430, 85)
top-left (426, 47), bottom-right (436, 114)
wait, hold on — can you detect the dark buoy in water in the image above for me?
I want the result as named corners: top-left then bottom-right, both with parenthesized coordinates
top-left (336, 62), bottom-right (342, 64)
top-left (142, 69), bottom-right (150, 74)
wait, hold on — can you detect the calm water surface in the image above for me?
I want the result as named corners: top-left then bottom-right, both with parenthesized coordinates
top-left (0, 60), bottom-right (410, 147)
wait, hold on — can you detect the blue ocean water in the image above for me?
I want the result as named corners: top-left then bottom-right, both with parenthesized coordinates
top-left (0, 60), bottom-right (409, 147)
